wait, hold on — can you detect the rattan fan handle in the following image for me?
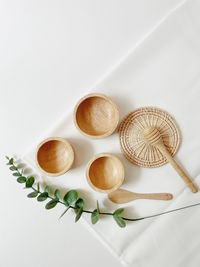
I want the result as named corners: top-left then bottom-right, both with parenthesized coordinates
top-left (157, 143), bottom-right (198, 193)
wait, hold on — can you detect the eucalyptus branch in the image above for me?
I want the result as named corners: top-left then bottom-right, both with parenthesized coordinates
top-left (6, 157), bottom-right (200, 228)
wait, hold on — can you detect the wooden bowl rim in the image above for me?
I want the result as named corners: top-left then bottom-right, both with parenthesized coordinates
top-left (35, 137), bottom-right (74, 177)
top-left (73, 93), bottom-right (119, 139)
top-left (86, 153), bottom-right (125, 193)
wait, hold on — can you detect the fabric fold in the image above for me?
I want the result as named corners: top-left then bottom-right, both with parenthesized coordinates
top-left (23, 0), bottom-right (200, 266)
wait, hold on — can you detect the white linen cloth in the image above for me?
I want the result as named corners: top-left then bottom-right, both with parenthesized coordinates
top-left (24, 0), bottom-right (200, 266)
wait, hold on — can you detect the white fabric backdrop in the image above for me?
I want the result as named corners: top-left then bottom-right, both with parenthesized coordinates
top-left (24, 0), bottom-right (200, 266)
top-left (1, 0), bottom-right (199, 267)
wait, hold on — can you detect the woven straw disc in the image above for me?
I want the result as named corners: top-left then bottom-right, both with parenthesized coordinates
top-left (119, 107), bottom-right (180, 168)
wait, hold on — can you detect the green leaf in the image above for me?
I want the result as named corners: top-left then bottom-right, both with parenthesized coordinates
top-left (25, 176), bottom-right (35, 188)
top-left (75, 208), bottom-right (83, 222)
top-left (113, 215), bottom-right (126, 228)
top-left (37, 192), bottom-right (48, 202)
top-left (27, 191), bottom-right (38, 198)
top-left (74, 198), bottom-right (84, 222)
top-left (9, 166), bottom-right (17, 171)
top-left (59, 206), bottom-right (70, 219)
top-left (113, 208), bottom-right (126, 228)
top-left (6, 157), bottom-right (14, 165)
top-left (44, 185), bottom-right (51, 195)
top-left (17, 176), bottom-right (27, 183)
top-left (113, 208), bottom-right (124, 216)
top-left (45, 199), bottom-right (58, 210)
top-left (9, 158), bottom-right (14, 164)
top-left (91, 209), bottom-right (100, 224)
top-left (13, 172), bottom-right (21, 177)
top-left (54, 189), bottom-right (61, 200)
top-left (75, 198), bottom-right (84, 209)
top-left (7, 157), bottom-right (14, 165)
top-left (63, 190), bottom-right (78, 206)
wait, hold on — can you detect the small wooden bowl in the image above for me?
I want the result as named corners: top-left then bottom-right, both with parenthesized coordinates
top-left (74, 93), bottom-right (119, 138)
top-left (36, 137), bottom-right (74, 176)
top-left (86, 153), bottom-right (124, 193)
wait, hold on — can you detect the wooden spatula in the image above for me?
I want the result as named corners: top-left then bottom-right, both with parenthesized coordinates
top-left (108, 189), bottom-right (173, 204)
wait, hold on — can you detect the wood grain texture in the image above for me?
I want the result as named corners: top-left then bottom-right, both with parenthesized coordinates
top-left (74, 93), bottom-right (119, 138)
top-left (143, 127), bottom-right (198, 193)
top-left (108, 188), bottom-right (173, 204)
top-left (86, 153), bottom-right (124, 193)
top-left (36, 137), bottom-right (74, 177)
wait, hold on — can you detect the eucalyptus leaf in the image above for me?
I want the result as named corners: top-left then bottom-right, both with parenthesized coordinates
top-left (75, 198), bottom-right (84, 209)
top-left (45, 199), bottom-right (58, 210)
top-left (13, 172), bottom-right (21, 177)
top-left (25, 176), bottom-right (35, 188)
top-left (74, 198), bottom-right (84, 222)
top-left (6, 157), bottom-right (13, 165)
top-left (17, 176), bottom-right (27, 183)
top-left (37, 192), bottom-right (48, 202)
top-left (91, 209), bottom-right (100, 224)
top-left (9, 166), bottom-right (17, 171)
top-left (113, 215), bottom-right (126, 228)
top-left (27, 191), bottom-right (38, 198)
top-left (63, 190), bottom-right (78, 206)
top-left (113, 208), bottom-right (126, 228)
top-left (113, 208), bottom-right (124, 216)
top-left (54, 189), bottom-right (61, 200)
top-left (44, 185), bottom-right (51, 195)
top-left (9, 158), bottom-right (14, 164)
top-left (7, 158), bottom-right (14, 165)
top-left (75, 208), bottom-right (83, 222)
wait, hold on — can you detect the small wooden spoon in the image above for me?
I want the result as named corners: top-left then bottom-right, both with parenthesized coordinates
top-left (143, 127), bottom-right (198, 193)
top-left (108, 189), bottom-right (173, 204)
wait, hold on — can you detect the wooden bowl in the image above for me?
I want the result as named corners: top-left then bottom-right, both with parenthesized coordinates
top-left (36, 137), bottom-right (74, 176)
top-left (74, 93), bottom-right (119, 138)
top-left (86, 153), bottom-right (124, 193)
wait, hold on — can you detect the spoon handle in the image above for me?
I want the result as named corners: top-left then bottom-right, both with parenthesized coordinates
top-left (157, 143), bottom-right (198, 193)
top-left (133, 192), bottom-right (173, 200)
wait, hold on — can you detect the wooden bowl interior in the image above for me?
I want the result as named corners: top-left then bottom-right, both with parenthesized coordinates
top-left (75, 95), bottom-right (118, 137)
top-left (88, 155), bottom-right (124, 191)
top-left (37, 139), bottom-right (74, 175)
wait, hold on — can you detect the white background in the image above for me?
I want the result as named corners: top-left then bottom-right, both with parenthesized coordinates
top-left (0, 1), bottom-right (183, 266)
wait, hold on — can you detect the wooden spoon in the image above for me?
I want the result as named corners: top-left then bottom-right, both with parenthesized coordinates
top-left (143, 127), bottom-right (198, 193)
top-left (108, 189), bottom-right (173, 204)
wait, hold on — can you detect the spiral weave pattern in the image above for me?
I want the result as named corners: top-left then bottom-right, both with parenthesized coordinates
top-left (119, 107), bottom-right (180, 168)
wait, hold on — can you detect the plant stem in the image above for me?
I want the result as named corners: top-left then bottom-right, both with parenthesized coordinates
top-left (31, 185), bottom-right (114, 216)
top-left (7, 157), bottom-right (200, 223)
top-left (122, 202), bottom-right (200, 221)
top-left (31, 184), bottom-right (200, 221)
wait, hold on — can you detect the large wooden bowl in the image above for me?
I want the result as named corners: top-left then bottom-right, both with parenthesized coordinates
top-left (36, 137), bottom-right (74, 176)
top-left (74, 93), bottom-right (119, 138)
top-left (86, 153), bottom-right (124, 193)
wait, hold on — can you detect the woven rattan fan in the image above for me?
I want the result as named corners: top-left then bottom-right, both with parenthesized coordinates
top-left (119, 107), bottom-right (198, 193)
